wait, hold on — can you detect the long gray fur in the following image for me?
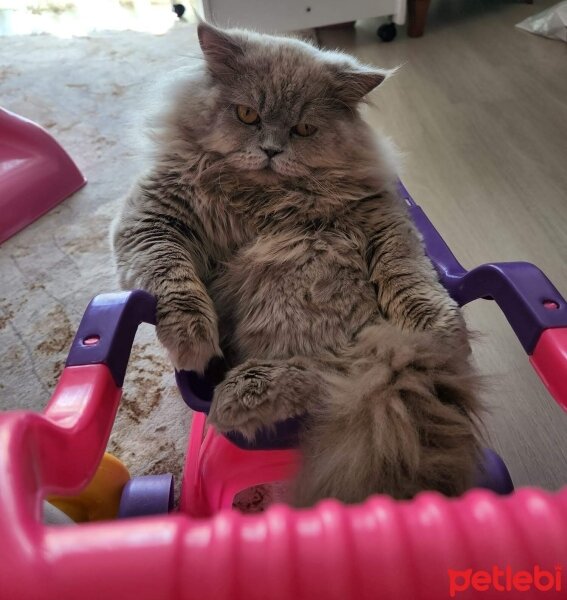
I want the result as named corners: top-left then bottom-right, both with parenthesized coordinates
top-left (112, 22), bottom-right (481, 506)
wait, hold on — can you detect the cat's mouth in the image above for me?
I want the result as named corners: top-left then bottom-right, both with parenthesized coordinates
top-left (262, 158), bottom-right (290, 175)
top-left (258, 158), bottom-right (283, 175)
top-left (233, 154), bottom-right (304, 179)
top-left (257, 164), bottom-right (281, 180)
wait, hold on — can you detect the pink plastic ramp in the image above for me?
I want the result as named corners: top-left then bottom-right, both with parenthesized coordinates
top-left (0, 107), bottom-right (86, 244)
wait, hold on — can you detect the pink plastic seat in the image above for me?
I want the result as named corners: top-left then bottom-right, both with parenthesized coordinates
top-left (180, 411), bottom-right (300, 516)
top-left (0, 107), bottom-right (86, 244)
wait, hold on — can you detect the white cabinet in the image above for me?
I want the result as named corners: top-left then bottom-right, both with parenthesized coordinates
top-left (193, 0), bottom-right (406, 32)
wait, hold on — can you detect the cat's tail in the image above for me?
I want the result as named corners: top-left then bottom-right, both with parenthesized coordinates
top-left (293, 323), bottom-right (482, 507)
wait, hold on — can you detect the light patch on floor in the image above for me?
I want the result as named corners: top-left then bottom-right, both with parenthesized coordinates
top-left (0, 0), bottom-right (182, 36)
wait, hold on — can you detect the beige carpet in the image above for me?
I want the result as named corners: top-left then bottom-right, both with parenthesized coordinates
top-left (0, 23), bottom-right (201, 487)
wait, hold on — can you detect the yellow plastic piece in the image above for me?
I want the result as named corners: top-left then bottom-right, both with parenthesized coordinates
top-left (48, 452), bottom-right (130, 522)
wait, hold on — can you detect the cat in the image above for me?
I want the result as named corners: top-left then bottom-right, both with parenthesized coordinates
top-left (111, 21), bottom-right (481, 506)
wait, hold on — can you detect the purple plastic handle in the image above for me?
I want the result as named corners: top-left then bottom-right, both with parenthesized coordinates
top-left (66, 290), bottom-right (156, 387)
top-left (451, 262), bottom-right (567, 353)
top-left (398, 183), bottom-right (567, 353)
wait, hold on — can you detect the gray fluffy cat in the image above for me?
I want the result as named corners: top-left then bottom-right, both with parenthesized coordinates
top-left (112, 22), bottom-right (481, 506)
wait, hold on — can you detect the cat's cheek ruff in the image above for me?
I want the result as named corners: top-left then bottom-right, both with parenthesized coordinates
top-left (271, 160), bottom-right (310, 178)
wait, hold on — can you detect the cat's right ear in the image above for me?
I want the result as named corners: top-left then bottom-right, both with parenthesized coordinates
top-left (332, 66), bottom-right (391, 104)
top-left (197, 22), bottom-right (244, 76)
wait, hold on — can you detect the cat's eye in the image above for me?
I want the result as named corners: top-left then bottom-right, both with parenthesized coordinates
top-left (292, 123), bottom-right (317, 137)
top-left (237, 105), bottom-right (260, 125)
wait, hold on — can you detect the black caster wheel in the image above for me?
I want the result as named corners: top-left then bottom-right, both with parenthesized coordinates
top-left (172, 3), bottom-right (186, 19)
top-left (377, 22), bottom-right (397, 42)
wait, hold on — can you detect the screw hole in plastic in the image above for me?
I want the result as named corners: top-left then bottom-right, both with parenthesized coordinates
top-left (543, 300), bottom-right (559, 310)
top-left (82, 335), bottom-right (100, 346)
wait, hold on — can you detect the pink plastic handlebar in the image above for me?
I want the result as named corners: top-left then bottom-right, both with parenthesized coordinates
top-left (531, 328), bottom-right (567, 411)
top-left (1, 364), bottom-right (567, 599)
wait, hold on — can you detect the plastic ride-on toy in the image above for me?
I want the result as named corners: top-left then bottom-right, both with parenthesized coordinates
top-left (1, 183), bottom-right (567, 600)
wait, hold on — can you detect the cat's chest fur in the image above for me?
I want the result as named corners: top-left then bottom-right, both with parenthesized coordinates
top-left (209, 220), bottom-right (380, 361)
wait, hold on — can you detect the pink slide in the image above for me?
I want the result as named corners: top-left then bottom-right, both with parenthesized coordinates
top-left (0, 107), bottom-right (86, 244)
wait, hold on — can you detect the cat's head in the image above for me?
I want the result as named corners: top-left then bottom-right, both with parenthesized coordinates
top-left (169, 22), bottom-right (393, 190)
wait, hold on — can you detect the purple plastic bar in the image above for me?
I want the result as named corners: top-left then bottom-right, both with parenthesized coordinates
top-left (475, 448), bottom-right (514, 495)
top-left (398, 183), bottom-right (567, 353)
top-left (66, 290), bottom-right (156, 387)
top-left (398, 182), bottom-right (467, 289)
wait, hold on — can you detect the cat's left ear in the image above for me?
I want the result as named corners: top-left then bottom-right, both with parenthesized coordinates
top-left (197, 21), bottom-right (244, 75)
top-left (332, 65), bottom-right (391, 103)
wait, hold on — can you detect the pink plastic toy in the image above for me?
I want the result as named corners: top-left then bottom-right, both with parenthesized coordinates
top-left (180, 411), bottom-right (300, 516)
top-left (0, 107), bottom-right (86, 244)
top-left (1, 185), bottom-right (567, 600)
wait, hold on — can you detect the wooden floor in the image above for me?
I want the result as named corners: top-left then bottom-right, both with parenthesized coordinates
top-left (318, 0), bottom-right (567, 491)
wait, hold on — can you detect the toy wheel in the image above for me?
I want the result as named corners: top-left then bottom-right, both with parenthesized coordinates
top-left (118, 474), bottom-right (174, 518)
top-left (377, 23), bottom-right (397, 42)
top-left (172, 3), bottom-right (185, 18)
top-left (475, 448), bottom-right (514, 495)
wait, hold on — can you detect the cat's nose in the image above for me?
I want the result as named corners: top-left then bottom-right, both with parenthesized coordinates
top-left (261, 146), bottom-right (283, 159)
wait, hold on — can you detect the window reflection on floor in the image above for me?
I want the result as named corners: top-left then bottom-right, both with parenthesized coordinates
top-left (0, 0), bottom-right (189, 37)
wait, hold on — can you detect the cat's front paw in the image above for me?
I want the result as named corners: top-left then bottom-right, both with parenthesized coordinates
top-left (209, 360), bottom-right (310, 440)
top-left (209, 365), bottom-right (272, 440)
top-left (156, 310), bottom-right (222, 374)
